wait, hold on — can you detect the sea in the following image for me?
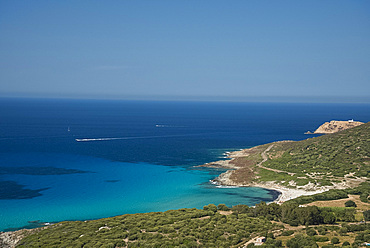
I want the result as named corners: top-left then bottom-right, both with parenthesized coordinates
top-left (0, 98), bottom-right (369, 232)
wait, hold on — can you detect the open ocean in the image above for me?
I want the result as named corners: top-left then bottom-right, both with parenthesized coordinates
top-left (0, 98), bottom-right (369, 231)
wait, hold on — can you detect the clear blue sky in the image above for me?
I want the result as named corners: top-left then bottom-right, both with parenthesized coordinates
top-left (1, 1), bottom-right (370, 102)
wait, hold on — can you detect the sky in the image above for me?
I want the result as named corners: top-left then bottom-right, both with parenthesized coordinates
top-left (0, 1), bottom-right (370, 102)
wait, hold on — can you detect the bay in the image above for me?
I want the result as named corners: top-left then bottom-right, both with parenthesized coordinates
top-left (0, 98), bottom-right (369, 231)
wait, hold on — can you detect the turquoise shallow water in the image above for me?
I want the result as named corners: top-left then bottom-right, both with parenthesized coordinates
top-left (0, 153), bottom-right (277, 231)
top-left (0, 98), bottom-right (369, 231)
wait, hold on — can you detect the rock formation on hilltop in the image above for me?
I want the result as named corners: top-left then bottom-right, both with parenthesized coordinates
top-left (314, 120), bottom-right (364, 134)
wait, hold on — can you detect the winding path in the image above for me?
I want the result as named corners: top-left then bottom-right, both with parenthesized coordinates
top-left (256, 144), bottom-right (295, 176)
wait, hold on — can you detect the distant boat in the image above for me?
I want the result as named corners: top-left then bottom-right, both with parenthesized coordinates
top-left (68, 127), bottom-right (70, 132)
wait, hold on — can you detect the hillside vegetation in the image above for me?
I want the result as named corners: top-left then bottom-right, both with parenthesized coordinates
top-left (211, 122), bottom-right (369, 190)
top-left (217, 122), bottom-right (369, 189)
top-left (257, 122), bottom-right (369, 189)
top-left (265, 122), bottom-right (369, 177)
top-left (13, 187), bottom-right (370, 248)
top-left (16, 207), bottom-right (280, 248)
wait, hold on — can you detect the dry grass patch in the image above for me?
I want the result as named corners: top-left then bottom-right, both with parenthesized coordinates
top-left (229, 167), bottom-right (254, 185)
top-left (198, 216), bottom-right (210, 220)
top-left (230, 157), bottom-right (255, 167)
top-left (305, 195), bottom-right (370, 211)
top-left (219, 211), bottom-right (232, 215)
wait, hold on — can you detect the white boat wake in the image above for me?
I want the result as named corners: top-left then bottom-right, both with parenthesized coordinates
top-left (75, 133), bottom-right (200, 142)
top-left (75, 138), bottom-right (122, 142)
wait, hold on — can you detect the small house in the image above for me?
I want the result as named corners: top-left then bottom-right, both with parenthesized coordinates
top-left (254, 237), bottom-right (266, 246)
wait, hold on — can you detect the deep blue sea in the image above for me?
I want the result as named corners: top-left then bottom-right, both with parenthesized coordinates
top-left (0, 98), bottom-right (369, 231)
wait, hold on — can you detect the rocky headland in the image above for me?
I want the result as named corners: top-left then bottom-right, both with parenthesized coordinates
top-left (199, 122), bottom-right (369, 204)
top-left (198, 143), bottom-right (358, 204)
top-left (313, 120), bottom-right (364, 134)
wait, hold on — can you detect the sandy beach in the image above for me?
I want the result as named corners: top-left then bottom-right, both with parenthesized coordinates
top-left (212, 175), bottom-right (327, 204)
top-left (251, 182), bottom-right (326, 204)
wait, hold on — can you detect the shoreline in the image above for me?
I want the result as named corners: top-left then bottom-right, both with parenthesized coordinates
top-left (210, 178), bottom-right (326, 205)
top-left (204, 143), bottom-right (339, 205)
top-left (206, 151), bottom-right (365, 205)
top-left (253, 182), bottom-right (325, 204)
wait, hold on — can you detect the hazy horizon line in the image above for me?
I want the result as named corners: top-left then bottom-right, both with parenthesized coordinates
top-left (1, 93), bottom-right (369, 104)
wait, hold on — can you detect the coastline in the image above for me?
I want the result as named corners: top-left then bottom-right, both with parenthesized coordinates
top-left (211, 176), bottom-right (326, 205)
top-left (252, 182), bottom-right (325, 204)
top-left (202, 142), bottom-right (347, 205)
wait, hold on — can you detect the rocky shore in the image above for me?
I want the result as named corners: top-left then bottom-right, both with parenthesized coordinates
top-left (210, 168), bottom-right (363, 204)
top-left (198, 140), bottom-right (365, 204)
top-left (211, 172), bottom-right (343, 204)
top-left (0, 229), bottom-right (36, 248)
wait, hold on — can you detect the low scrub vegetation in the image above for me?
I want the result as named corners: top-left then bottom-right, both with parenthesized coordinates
top-left (17, 207), bottom-right (280, 247)
top-left (16, 193), bottom-right (370, 247)
top-left (263, 123), bottom-right (370, 178)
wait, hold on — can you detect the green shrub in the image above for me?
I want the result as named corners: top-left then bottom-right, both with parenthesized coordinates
top-left (203, 204), bottom-right (217, 212)
top-left (345, 200), bottom-right (357, 208)
top-left (231, 204), bottom-right (249, 214)
top-left (321, 210), bottom-right (336, 224)
top-left (286, 234), bottom-right (318, 248)
top-left (360, 193), bottom-right (369, 203)
top-left (306, 228), bottom-right (317, 236)
top-left (217, 204), bottom-right (230, 211)
top-left (363, 210), bottom-right (370, 222)
top-left (316, 226), bottom-right (327, 235)
top-left (313, 236), bottom-right (329, 242)
top-left (281, 230), bottom-right (294, 236)
top-left (331, 237), bottom-right (340, 244)
top-left (264, 238), bottom-right (283, 247)
top-left (339, 227), bottom-right (348, 235)
top-left (342, 241), bottom-right (350, 247)
top-left (101, 243), bottom-right (115, 248)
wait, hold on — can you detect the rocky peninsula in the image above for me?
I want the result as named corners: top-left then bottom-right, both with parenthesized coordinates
top-left (199, 122), bottom-right (369, 204)
top-left (313, 120), bottom-right (364, 134)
